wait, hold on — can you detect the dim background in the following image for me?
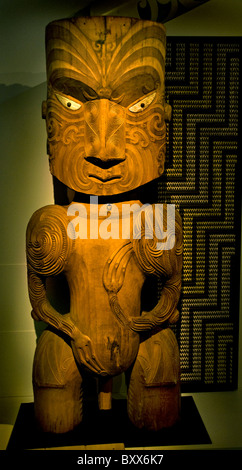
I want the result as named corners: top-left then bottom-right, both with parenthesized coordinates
top-left (0, 0), bottom-right (241, 449)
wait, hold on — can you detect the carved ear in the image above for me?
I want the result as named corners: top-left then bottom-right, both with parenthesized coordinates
top-left (164, 103), bottom-right (172, 121)
top-left (42, 100), bottom-right (47, 119)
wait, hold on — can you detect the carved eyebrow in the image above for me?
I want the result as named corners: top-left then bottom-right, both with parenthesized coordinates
top-left (111, 74), bottom-right (159, 107)
top-left (52, 77), bottom-right (98, 102)
top-left (52, 75), bottom-right (160, 109)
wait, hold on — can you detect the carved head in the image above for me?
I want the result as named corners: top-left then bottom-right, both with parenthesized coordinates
top-left (43, 16), bottom-right (170, 196)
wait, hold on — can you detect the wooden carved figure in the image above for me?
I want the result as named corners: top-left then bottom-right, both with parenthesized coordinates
top-left (26, 16), bottom-right (183, 434)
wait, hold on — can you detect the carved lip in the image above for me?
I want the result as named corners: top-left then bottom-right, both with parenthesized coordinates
top-left (89, 174), bottom-right (122, 183)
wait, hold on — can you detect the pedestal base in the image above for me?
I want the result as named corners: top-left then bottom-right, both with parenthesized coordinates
top-left (7, 396), bottom-right (211, 450)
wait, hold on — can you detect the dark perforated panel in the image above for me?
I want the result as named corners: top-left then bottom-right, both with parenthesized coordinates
top-left (159, 38), bottom-right (241, 391)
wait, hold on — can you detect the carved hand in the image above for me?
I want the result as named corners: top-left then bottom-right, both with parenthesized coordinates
top-left (129, 265), bottom-right (182, 333)
top-left (71, 328), bottom-right (107, 376)
top-left (130, 307), bottom-right (180, 333)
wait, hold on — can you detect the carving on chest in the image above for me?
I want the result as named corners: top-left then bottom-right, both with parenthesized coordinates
top-left (103, 241), bottom-right (134, 329)
top-left (26, 206), bottom-right (71, 276)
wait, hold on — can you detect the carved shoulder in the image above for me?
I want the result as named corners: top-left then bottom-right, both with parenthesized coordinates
top-left (26, 205), bottom-right (73, 276)
top-left (132, 204), bottom-right (183, 278)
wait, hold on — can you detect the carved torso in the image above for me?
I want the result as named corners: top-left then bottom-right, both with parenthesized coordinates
top-left (27, 200), bottom-right (182, 377)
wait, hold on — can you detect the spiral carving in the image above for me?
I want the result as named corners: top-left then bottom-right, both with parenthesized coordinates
top-left (26, 205), bottom-right (73, 277)
top-left (27, 269), bottom-right (45, 306)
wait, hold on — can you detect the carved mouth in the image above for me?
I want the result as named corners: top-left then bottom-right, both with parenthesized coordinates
top-left (89, 174), bottom-right (122, 183)
top-left (85, 156), bottom-right (125, 170)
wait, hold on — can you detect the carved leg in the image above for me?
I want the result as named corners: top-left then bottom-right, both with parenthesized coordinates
top-left (127, 328), bottom-right (180, 431)
top-left (33, 329), bottom-right (83, 433)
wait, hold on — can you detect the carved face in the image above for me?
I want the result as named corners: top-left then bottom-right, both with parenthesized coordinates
top-left (44, 17), bottom-right (168, 196)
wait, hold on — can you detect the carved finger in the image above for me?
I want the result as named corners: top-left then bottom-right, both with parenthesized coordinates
top-left (82, 342), bottom-right (106, 374)
top-left (168, 308), bottom-right (179, 324)
top-left (71, 336), bottom-right (107, 375)
top-left (130, 309), bottom-right (170, 332)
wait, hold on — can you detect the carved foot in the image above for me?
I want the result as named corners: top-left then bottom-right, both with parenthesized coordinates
top-left (127, 328), bottom-right (180, 431)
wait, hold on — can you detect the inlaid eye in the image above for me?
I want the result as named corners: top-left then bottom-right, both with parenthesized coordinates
top-left (128, 92), bottom-right (156, 113)
top-left (56, 93), bottom-right (82, 110)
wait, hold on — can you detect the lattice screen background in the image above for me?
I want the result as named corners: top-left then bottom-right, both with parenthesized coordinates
top-left (158, 37), bottom-right (241, 391)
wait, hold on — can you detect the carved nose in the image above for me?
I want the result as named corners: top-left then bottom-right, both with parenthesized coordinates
top-left (84, 99), bottom-right (126, 162)
top-left (85, 156), bottom-right (125, 169)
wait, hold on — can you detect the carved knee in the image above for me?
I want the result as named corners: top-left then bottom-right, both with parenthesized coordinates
top-left (127, 328), bottom-right (180, 431)
top-left (33, 329), bottom-right (83, 433)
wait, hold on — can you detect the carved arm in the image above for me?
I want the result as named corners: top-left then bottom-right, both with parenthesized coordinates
top-left (26, 204), bottom-right (77, 337)
top-left (131, 206), bottom-right (183, 333)
top-left (26, 204), bottom-right (106, 374)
